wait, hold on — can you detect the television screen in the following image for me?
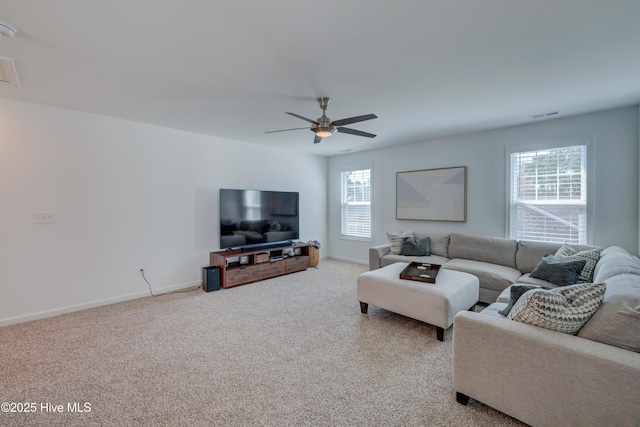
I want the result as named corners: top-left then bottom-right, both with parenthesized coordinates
top-left (219, 189), bottom-right (300, 250)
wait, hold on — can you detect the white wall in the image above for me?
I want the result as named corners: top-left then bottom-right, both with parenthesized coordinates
top-left (0, 98), bottom-right (328, 325)
top-left (328, 106), bottom-right (639, 264)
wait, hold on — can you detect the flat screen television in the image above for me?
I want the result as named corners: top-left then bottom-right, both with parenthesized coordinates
top-left (219, 188), bottom-right (300, 250)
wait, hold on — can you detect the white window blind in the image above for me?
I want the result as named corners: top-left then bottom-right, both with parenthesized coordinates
top-left (341, 168), bottom-right (371, 239)
top-left (243, 190), bottom-right (261, 220)
top-left (509, 145), bottom-right (587, 244)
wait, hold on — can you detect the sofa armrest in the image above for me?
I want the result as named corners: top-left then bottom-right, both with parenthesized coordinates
top-left (453, 311), bottom-right (640, 427)
top-left (369, 244), bottom-right (390, 270)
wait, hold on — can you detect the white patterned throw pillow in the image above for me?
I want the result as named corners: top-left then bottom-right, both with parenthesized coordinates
top-left (507, 282), bottom-right (606, 335)
top-left (555, 244), bottom-right (603, 283)
top-left (387, 230), bottom-right (414, 255)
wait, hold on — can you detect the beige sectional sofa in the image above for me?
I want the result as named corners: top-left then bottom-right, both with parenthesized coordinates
top-left (370, 232), bottom-right (640, 426)
top-left (369, 232), bottom-right (598, 303)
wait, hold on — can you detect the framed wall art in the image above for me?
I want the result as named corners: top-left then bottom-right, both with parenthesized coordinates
top-left (396, 166), bottom-right (467, 222)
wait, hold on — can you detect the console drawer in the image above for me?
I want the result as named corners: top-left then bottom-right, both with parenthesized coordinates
top-left (225, 266), bottom-right (258, 287)
top-left (259, 261), bottom-right (286, 279)
top-left (286, 256), bottom-right (309, 273)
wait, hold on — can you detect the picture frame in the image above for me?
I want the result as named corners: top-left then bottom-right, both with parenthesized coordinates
top-left (396, 166), bottom-right (467, 222)
top-left (239, 255), bottom-right (250, 265)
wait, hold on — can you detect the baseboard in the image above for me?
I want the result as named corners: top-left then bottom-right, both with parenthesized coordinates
top-left (149, 280), bottom-right (202, 296)
top-left (326, 255), bottom-right (368, 266)
top-left (0, 280), bottom-right (203, 327)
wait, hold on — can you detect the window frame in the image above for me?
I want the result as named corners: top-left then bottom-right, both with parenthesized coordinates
top-left (505, 135), bottom-right (593, 245)
top-left (340, 166), bottom-right (373, 242)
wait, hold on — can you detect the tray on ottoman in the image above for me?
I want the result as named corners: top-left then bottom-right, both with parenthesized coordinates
top-left (399, 262), bottom-right (441, 283)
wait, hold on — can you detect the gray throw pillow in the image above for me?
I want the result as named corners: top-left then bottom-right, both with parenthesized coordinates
top-left (499, 285), bottom-right (550, 317)
top-left (555, 244), bottom-right (603, 283)
top-left (400, 236), bottom-right (430, 256)
top-left (530, 254), bottom-right (587, 286)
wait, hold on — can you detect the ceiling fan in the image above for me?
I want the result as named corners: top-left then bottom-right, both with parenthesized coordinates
top-left (266, 97), bottom-right (378, 144)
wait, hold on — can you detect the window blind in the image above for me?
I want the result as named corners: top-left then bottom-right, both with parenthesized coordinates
top-left (341, 168), bottom-right (371, 238)
top-left (509, 145), bottom-right (587, 244)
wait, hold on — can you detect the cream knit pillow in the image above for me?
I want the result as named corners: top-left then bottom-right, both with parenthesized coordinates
top-left (386, 230), bottom-right (414, 255)
top-left (508, 282), bottom-right (606, 335)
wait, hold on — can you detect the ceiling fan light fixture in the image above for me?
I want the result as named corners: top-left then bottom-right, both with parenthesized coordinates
top-left (314, 124), bottom-right (336, 138)
top-left (315, 129), bottom-right (334, 138)
top-left (266, 97), bottom-right (377, 144)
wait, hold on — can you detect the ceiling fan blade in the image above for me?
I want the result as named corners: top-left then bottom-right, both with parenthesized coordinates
top-left (337, 127), bottom-right (376, 138)
top-left (265, 127), bottom-right (310, 134)
top-left (286, 112), bottom-right (318, 124)
top-left (331, 114), bottom-right (377, 127)
top-left (313, 135), bottom-right (322, 144)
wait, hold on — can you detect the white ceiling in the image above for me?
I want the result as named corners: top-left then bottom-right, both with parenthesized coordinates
top-left (1, 1), bottom-right (639, 156)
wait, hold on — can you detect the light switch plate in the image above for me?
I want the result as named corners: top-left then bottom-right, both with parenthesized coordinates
top-left (33, 211), bottom-right (56, 224)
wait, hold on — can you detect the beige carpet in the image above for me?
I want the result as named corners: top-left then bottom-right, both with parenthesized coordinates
top-left (0, 259), bottom-right (526, 426)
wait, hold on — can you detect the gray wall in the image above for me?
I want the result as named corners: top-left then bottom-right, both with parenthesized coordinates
top-left (0, 97), bottom-right (328, 325)
top-left (328, 106), bottom-right (639, 264)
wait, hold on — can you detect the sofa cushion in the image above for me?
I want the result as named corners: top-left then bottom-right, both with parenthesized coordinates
top-left (442, 259), bottom-right (523, 292)
top-left (508, 282), bottom-right (606, 334)
top-left (593, 246), bottom-right (640, 283)
top-left (577, 274), bottom-right (640, 352)
top-left (234, 229), bottom-right (264, 242)
top-left (238, 219), bottom-right (268, 232)
top-left (380, 254), bottom-right (450, 268)
top-left (400, 236), bottom-right (430, 256)
top-left (555, 244), bottom-right (602, 283)
top-left (499, 284), bottom-right (550, 317)
top-left (413, 233), bottom-right (450, 257)
top-left (387, 230), bottom-right (414, 255)
top-left (498, 283), bottom-right (554, 303)
top-left (515, 241), bottom-right (600, 274)
top-left (529, 254), bottom-right (586, 287)
top-left (448, 233), bottom-right (517, 269)
top-left (516, 240), bottom-right (564, 273)
top-left (496, 286), bottom-right (512, 303)
top-left (478, 302), bottom-right (509, 318)
top-left (515, 274), bottom-right (557, 288)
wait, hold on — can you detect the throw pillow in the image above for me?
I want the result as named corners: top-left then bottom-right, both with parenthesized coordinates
top-left (387, 230), bottom-right (414, 255)
top-left (555, 244), bottom-right (603, 283)
top-left (498, 284), bottom-right (549, 317)
top-left (400, 236), bottom-right (430, 256)
top-left (269, 221), bottom-right (282, 232)
top-left (529, 254), bottom-right (586, 286)
top-left (507, 282), bottom-right (607, 334)
top-left (577, 274), bottom-right (640, 352)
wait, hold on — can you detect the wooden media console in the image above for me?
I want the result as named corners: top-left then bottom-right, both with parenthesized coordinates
top-left (209, 243), bottom-right (310, 288)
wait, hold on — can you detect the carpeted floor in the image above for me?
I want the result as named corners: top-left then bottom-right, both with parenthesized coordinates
top-left (0, 259), bottom-right (526, 426)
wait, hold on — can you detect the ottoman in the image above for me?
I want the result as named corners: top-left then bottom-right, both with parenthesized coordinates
top-left (357, 262), bottom-right (479, 341)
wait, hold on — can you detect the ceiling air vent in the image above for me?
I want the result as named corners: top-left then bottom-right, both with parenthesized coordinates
top-left (0, 56), bottom-right (20, 86)
top-left (530, 111), bottom-right (559, 119)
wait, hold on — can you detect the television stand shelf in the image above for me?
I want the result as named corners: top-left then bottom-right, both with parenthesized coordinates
top-left (209, 243), bottom-right (310, 288)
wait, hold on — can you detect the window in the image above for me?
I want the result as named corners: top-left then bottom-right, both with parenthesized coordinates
top-left (341, 168), bottom-right (371, 239)
top-left (508, 143), bottom-right (588, 244)
top-left (243, 190), bottom-right (261, 220)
